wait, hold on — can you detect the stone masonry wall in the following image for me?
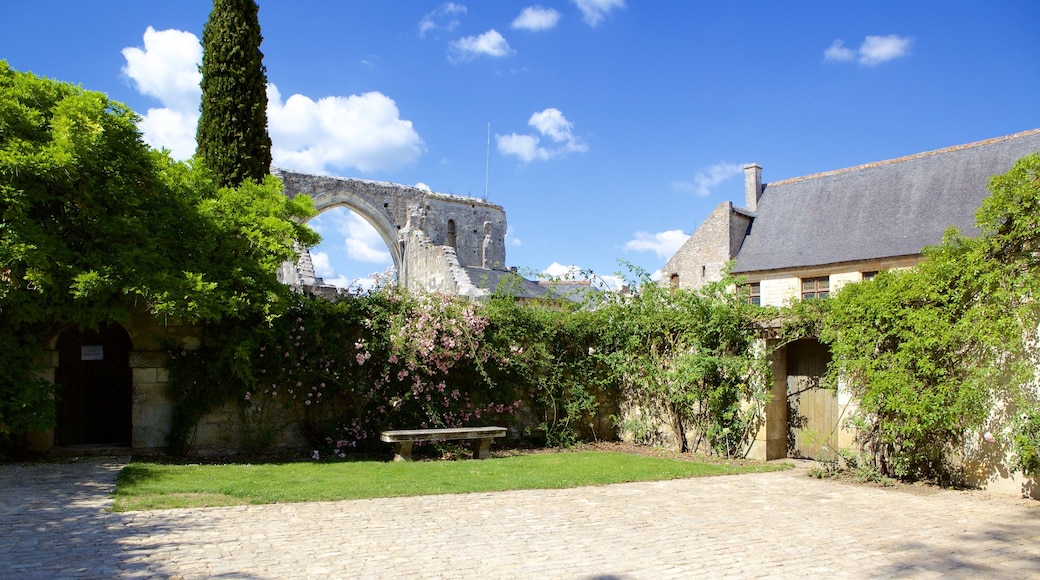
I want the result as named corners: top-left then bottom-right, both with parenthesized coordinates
top-left (420, 196), bottom-right (506, 270)
top-left (661, 202), bottom-right (748, 291)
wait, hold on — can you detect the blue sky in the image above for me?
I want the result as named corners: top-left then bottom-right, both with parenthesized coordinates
top-left (2, 1), bottom-right (1038, 290)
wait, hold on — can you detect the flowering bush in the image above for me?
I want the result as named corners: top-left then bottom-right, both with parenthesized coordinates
top-left (231, 288), bottom-right (519, 455)
top-left (165, 266), bottom-right (772, 459)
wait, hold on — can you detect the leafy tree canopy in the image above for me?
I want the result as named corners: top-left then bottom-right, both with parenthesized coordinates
top-left (0, 61), bottom-right (317, 328)
top-left (0, 61), bottom-right (316, 444)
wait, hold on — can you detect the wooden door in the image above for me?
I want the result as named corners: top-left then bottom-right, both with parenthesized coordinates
top-left (786, 339), bottom-right (836, 459)
top-left (54, 324), bottom-right (132, 446)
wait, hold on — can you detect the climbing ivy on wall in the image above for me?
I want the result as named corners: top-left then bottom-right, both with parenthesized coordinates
top-left (818, 153), bottom-right (1040, 483)
top-left (165, 289), bottom-right (524, 456)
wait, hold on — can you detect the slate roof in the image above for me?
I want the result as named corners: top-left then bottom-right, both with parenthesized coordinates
top-left (731, 129), bottom-right (1040, 274)
top-left (463, 267), bottom-right (597, 302)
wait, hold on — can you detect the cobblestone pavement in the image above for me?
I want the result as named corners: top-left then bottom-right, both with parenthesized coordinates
top-left (2, 457), bottom-right (1040, 579)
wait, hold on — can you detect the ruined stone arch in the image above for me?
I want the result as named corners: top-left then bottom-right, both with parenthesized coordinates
top-left (274, 169), bottom-right (508, 293)
top-left (277, 170), bottom-right (406, 275)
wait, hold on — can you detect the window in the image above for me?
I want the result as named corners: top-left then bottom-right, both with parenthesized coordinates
top-left (801, 277), bottom-right (829, 299)
top-left (741, 282), bottom-right (761, 306)
top-left (669, 273), bottom-right (680, 289)
top-left (446, 219), bottom-right (456, 248)
top-left (862, 271), bottom-right (879, 281)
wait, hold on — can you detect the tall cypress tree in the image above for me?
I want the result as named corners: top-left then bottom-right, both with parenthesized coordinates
top-left (196, 0), bottom-right (273, 188)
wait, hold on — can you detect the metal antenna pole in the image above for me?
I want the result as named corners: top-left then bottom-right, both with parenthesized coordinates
top-left (484, 122), bottom-right (490, 200)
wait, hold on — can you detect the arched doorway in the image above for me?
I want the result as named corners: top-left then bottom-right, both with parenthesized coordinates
top-left (54, 324), bottom-right (132, 446)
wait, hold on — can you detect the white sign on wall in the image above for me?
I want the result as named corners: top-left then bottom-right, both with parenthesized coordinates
top-left (81, 345), bottom-right (104, 361)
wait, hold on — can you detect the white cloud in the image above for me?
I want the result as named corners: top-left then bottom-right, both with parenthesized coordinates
top-left (360, 55), bottom-right (381, 70)
top-left (495, 133), bottom-right (548, 162)
top-left (312, 209), bottom-right (392, 264)
top-left (344, 214), bottom-right (392, 263)
top-left (572, 0), bottom-right (625, 27)
top-left (121, 27), bottom-right (201, 111)
top-left (597, 274), bottom-right (625, 292)
top-left (674, 162), bottom-right (743, 197)
top-left (450, 29), bottom-right (514, 63)
top-left (859, 35), bottom-right (912, 66)
top-left (414, 182), bottom-right (432, 192)
top-left (121, 28), bottom-right (425, 174)
top-left (121, 27), bottom-right (202, 159)
top-left (496, 108), bottom-right (586, 163)
top-left (624, 230), bottom-right (691, 259)
top-left (135, 108), bottom-right (199, 161)
top-left (540, 262), bottom-right (627, 291)
top-left (506, 225), bottom-right (522, 247)
top-left (512, 6), bottom-right (561, 31)
top-left (823, 40), bottom-right (856, 63)
top-left (349, 277), bottom-right (379, 292)
top-left (529, 108), bottom-right (572, 142)
top-left (323, 275), bottom-right (352, 289)
top-left (543, 262), bottom-right (582, 278)
top-left (420, 2), bottom-right (467, 38)
top-left (310, 251), bottom-right (335, 278)
top-left (346, 237), bottom-right (391, 263)
top-left (825, 35), bottom-right (912, 66)
top-left (305, 208), bottom-right (392, 297)
top-left (267, 84), bottom-right (425, 174)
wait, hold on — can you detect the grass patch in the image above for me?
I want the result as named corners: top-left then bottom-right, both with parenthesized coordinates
top-left (113, 450), bottom-right (786, 512)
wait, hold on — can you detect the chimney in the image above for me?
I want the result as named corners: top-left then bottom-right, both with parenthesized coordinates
top-left (744, 163), bottom-right (762, 212)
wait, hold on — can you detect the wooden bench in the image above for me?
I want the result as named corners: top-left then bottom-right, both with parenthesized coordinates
top-left (380, 426), bottom-right (507, 461)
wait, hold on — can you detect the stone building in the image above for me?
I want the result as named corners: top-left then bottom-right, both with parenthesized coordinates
top-left (661, 128), bottom-right (1040, 493)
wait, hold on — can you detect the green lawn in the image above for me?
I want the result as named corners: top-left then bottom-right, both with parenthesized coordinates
top-left (112, 451), bottom-right (787, 512)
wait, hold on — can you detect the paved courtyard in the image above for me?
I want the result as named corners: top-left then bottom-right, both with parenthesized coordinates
top-left (1, 457), bottom-right (1039, 579)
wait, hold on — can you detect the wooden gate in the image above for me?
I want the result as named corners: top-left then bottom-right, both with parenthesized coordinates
top-left (786, 338), bottom-right (836, 459)
top-left (54, 324), bottom-right (132, 446)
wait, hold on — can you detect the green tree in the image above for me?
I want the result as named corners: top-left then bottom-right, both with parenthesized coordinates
top-left (196, 0), bottom-right (273, 188)
top-left (820, 252), bottom-right (993, 482)
top-left (600, 267), bottom-right (770, 456)
top-left (819, 153), bottom-right (1040, 482)
top-left (0, 61), bottom-right (315, 451)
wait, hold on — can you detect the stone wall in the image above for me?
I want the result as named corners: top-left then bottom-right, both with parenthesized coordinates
top-left (747, 338), bottom-right (788, 461)
top-left (660, 201), bottom-right (751, 291)
top-left (420, 196), bottom-right (506, 270)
